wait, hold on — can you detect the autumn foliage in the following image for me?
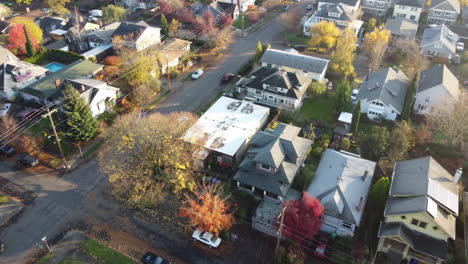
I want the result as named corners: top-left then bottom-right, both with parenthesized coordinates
top-left (7, 24), bottom-right (39, 55)
top-left (104, 56), bottom-right (122, 66)
top-left (282, 192), bottom-right (324, 243)
top-left (248, 13), bottom-right (260, 23)
top-left (179, 183), bottom-right (235, 236)
top-left (158, 0), bottom-right (172, 15)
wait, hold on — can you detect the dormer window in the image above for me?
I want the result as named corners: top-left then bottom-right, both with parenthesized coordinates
top-left (260, 163), bottom-right (270, 171)
top-left (328, 12), bottom-right (340, 17)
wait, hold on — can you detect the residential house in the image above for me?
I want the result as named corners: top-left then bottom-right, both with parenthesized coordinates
top-left (362, 0), bottom-right (393, 17)
top-left (236, 67), bottom-right (312, 110)
top-left (182, 96), bottom-right (270, 168)
top-left (111, 21), bottom-right (161, 51)
top-left (0, 21), bottom-right (10, 34)
top-left (356, 67), bottom-right (410, 121)
top-left (0, 57), bottom-right (49, 99)
top-left (234, 123), bottom-right (313, 200)
top-left (420, 24), bottom-right (459, 59)
top-left (318, 0), bottom-right (361, 12)
top-left (158, 38), bottom-right (192, 74)
top-left (384, 18), bottom-right (418, 40)
top-left (44, 40), bottom-right (69, 51)
top-left (37, 16), bottom-right (67, 33)
top-left (81, 44), bottom-right (114, 61)
top-left (307, 149), bottom-right (376, 236)
top-left (21, 60), bottom-right (104, 104)
top-left (392, 0), bottom-right (424, 22)
top-left (414, 64), bottom-right (459, 115)
top-left (50, 78), bottom-right (119, 117)
top-left (66, 21), bottom-right (101, 52)
top-left (303, 3), bottom-right (363, 36)
top-left (86, 22), bottom-right (121, 48)
top-left (113, 0), bottom-right (157, 9)
top-left (218, 0), bottom-right (254, 12)
top-left (377, 157), bottom-right (461, 264)
top-left (188, 1), bottom-right (239, 20)
top-left (49, 29), bottom-right (68, 41)
top-left (259, 48), bottom-right (329, 82)
top-left (427, 0), bottom-right (460, 25)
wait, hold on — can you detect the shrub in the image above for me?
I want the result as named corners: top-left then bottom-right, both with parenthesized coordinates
top-left (427, 142), bottom-right (464, 159)
top-left (24, 49), bottom-right (85, 65)
top-left (104, 56), bottom-right (122, 66)
top-left (248, 13), bottom-right (259, 23)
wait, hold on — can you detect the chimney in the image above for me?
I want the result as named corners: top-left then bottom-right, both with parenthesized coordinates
top-left (375, 82), bottom-right (379, 88)
top-left (55, 79), bottom-right (61, 88)
top-left (453, 168), bottom-right (462, 183)
top-left (80, 85), bottom-right (86, 92)
top-left (26, 7), bottom-right (30, 13)
top-left (362, 170), bottom-right (368, 181)
top-left (365, 68), bottom-right (372, 80)
top-left (356, 196), bottom-right (364, 211)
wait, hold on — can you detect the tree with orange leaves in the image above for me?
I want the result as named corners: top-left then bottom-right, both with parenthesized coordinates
top-left (179, 182), bottom-right (235, 236)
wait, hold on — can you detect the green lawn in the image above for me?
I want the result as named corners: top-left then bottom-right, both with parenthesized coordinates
top-left (232, 15), bottom-right (250, 29)
top-left (0, 194), bottom-right (8, 205)
top-left (81, 140), bottom-right (104, 159)
top-left (81, 239), bottom-right (137, 264)
top-left (36, 253), bottom-right (55, 264)
top-left (284, 32), bottom-right (308, 45)
top-left (299, 96), bottom-right (335, 125)
top-left (461, 63), bottom-right (468, 79)
top-left (59, 258), bottom-right (82, 264)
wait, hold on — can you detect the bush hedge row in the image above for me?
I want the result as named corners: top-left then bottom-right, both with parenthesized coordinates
top-left (24, 49), bottom-right (85, 65)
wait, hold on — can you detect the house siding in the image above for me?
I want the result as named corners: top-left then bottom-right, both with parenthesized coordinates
top-left (360, 99), bottom-right (399, 121)
top-left (413, 84), bottom-right (456, 115)
top-left (362, 0), bottom-right (392, 16)
top-left (239, 87), bottom-right (303, 110)
top-left (87, 88), bottom-right (118, 117)
top-left (135, 27), bottom-right (161, 51)
top-left (427, 8), bottom-right (458, 25)
top-left (385, 213), bottom-right (451, 240)
top-left (393, 4), bottom-right (423, 21)
top-left (320, 214), bottom-right (356, 236)
top-left (421, 41), bottom-right (454, 59)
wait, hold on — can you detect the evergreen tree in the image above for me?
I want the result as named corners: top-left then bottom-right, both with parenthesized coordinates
top-left (401, 73), bottom-right (418, 122)
top-left (351, 101), bottom-right (361, 134)
top-left (255, 41), bottom-right (263, 61)
top-left (160, 14), bottom-right (169, 36)
top-left (62, 84), bottom-right (98, 142)
top-left (24, 25), bottom-right (35, 57)
top-left (333, 80), bottom-right (352, 114)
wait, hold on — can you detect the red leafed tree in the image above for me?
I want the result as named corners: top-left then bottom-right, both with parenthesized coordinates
top-left (248, 13), bottom-right (259, 23)
top-left (220, 14), bottom-right (233, 27)
top-left (202, 10), bottom-right (216, 34)
top-left (158, 0), bottom-right (172, 15)
top-left (179, 183), bottom-right (235, 236)
top-left (281, 192), bottom-right (324, 243)
top-left (104, 56), bottom-right (122, 66)
top-left (7, 24), bottom-right (27, 54)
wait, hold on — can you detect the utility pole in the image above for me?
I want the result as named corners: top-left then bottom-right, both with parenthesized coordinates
top-left (240, 1), bottom-right (244, 37)
top-left (274, 204), bottom-right (287, 259)
top-left (165, 54), bottom-right (171, 91)
top-left (43, 107), bottom-right (69, 170)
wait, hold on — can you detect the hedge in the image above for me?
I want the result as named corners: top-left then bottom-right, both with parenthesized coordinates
top-left (427, 142), bottom-right (464, 159)
top-left (24, 49), bottom-right (85, 65)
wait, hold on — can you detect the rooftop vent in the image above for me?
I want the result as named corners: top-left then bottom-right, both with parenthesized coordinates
top-left (241, 103), bottom-right (254, 114)
top-left (362, 170), bottom-right (368, 181)
top-left (227, 101), bottom-right (241, 111)
top-left (356, 196), bottom-right (364, 212)
top-left (369, 81), bottom-right (379, 90)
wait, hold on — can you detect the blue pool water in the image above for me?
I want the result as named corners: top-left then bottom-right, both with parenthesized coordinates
top-left (44, 62), bottom-right (66, 72)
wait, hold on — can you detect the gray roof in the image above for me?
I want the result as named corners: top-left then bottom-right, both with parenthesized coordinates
top-left (384, 18), bottom-right (418, 39)
top-left (313, 3), bottom-right (359, 25)
top-left (463, 6), bottom-right (468, 17)
top-left (378, 222), bottom-right (448, 261)
top-left (44, 40), bottom-right (68, 50)
top-left (307, 149), bottom-right (376, 226)
top-left (430, 0), bottom-right (460, 13)
top-left (234, 123), bottom-right (312, 197)
top-left (356, 67), bottom-right (409, 113)
top-left (320, 0), bottom-right (360, 8)
top-left (385, 156), bottom-right (458, 239)
top-left (395, 0), bottom-right (424, 7)
top-left (38, 16), bottom-right (66, 30)
top-left (418, 64), bottom-right (459, 98)
top-left (421, 24), bottom-right (459, 54)
top-left (449, 24), bottom-right (468, 38)
top-left (111, 22), bottom-right (147, 41)
top-left (260, 49), bottom-right (329, 75)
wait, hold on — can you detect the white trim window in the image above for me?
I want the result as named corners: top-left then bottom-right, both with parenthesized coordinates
top-left (399, 5), bottom-right (406, 9)
top-left (434, 42), bottom-right (442, 48)
top-left (367, 0), bottom-right (375, 5)
top-left (445, 11), bottom-right (454, 17)
top-left (377, 1), bottom-right (384, 7)
top-left (410, 7), bottom-right (417, 11)
top-left (433, 10), bottom-right (442, 16)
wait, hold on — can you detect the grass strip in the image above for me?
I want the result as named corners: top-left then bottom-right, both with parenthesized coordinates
top-left (80, 239), bottom-right (137, 264)
top-left (144, 90), bottom-right (170, 110)
top-left (81, 141), bottom-right (104, 159)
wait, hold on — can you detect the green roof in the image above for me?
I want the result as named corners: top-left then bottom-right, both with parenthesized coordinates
top-left (22, 60), bottom-right (104, 99)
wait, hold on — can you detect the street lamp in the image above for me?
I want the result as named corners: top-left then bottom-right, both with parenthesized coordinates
top-left (165, 54), bottom-right (171, 91)
top-left (42, 237), bottom-right (52, 253)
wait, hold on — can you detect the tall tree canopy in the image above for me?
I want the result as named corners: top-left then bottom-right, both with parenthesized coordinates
top-left (359, 126), bottom-right (389, 161)
top-left (351, 101), bottom-right (361, 134)
top-left (62, 84), bottom-right (98, 142)
top-left (47, 0), bottom-right (72, 16)
top-left (10, 17), bottom-right (43, 42)
top-left (102, 5), bottom-right (126, 24)
top-left (179, 183), bottom-right (235, 236)
top-left (160, 14), bottom-right (169, 36)
top-left (330, 28), bottom-right (357, 78)
top-left (7, 24), bottom-right (28, 54)
top-left (370, 177), bottom-right (390, 211)
top-left (363, 27), bottom-right (391, 71)
top-left (282, 192), bottom-right (324, 243)
top-left (387, 121), bottom-right (413, 163)
top-left (334, 80), bottom-right (352, 114)
top-left (24, 25), bottom-right (36, 57)
top-left (308, 21), bottom-right (341, 49)
top-left (169, 18), bottom-right (180, 37)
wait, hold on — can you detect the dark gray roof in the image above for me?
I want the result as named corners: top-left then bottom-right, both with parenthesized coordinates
top-left (395, 0), bottom-right (424, 7)
top-left (307, 149), bottom-right (376, 226)
top-left (449, 24), bottom-right (468, 38)
top-left (111, 22), bottom-right (147, 41)
top-left (44, 40), bottom-right (68, 50)
top-left (378, 222), bottom-right (448, 261)
top-left (234, 123), bottom-right (312, 197)
top-left (384, 18), bottom-right (418, 39)
top-left (38, 16), bottom-right (65, 29)
top-left (237, 67), bottom-right (311, 100)
top-left (430, 0), bottom-right (460, 13)
top-left (356, 67), bottom-right (409, 113)
top-left (260, 49), bottom-right (329, 75)
top-left (421, 24), bottom-right (459, 54)
top-left (418, 64), bottom-right (459, 98)
top-left (313, 3), bottom-right (359, 24)
top-left (0, 21), bottom-right (10, 33)
top-left (321, 0), bottom-right (360, 8)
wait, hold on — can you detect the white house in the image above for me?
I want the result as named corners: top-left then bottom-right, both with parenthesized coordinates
top-left (0, 58), bottom-right (49, 99)
top-left (392, 0), bottom-right (424, 22)
top-left (86, 22), bottom-right (121, 48)
top-left (307, 149), bottom-right (376, 237)
top-left (420, 24), bottom-right (459, 59)
top-left (259, 48), bottom-right (329, 82)
top-left (413, 64), bottom-right (460, 115)
top-left (356, 67), bottom-right (410, 121)
top-left (318, 0), bottom-right (361, 12)
top-left (158, 38), bottom-right (192, 74)
top-left (427, 0), bottom-right (460, 25)
top-left (218, 0), bottom-right (254, 12)
top-left (303, 3), bottom-right (363, 36)
top-left (111, 21), bottom-right (161, 51)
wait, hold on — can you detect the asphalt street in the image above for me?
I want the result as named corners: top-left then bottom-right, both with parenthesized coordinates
top-left (0, 3), bottom-right (313, 263)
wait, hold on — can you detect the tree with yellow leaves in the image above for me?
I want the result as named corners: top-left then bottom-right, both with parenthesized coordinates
top-left (363, 27), bottom-right (391, 71)
top-left (308, 21), bottom-right (341, 49)
top-left (459, 0), bottom-right (468, 6)
top-left (98, 111), bottom-right (199, 206)
top-left (179, 182), bottom-right (235, 236)
top-left (10, 17), bottom-right (43, 43)
top-left (330, 28), bottom-right (357, 78)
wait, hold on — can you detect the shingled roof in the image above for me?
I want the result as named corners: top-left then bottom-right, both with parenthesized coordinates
top-left (260, 49), bottom-right (329, 75)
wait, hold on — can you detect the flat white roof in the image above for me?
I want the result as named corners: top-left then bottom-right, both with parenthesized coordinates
top-left (81, 44), bottom-right (113, 58)
top-left (338, 112), bottom-right (352, 124)
top-left (49, 29), bottom-right (67, 35)
top-left (183, 96), bottom-right (270, 157)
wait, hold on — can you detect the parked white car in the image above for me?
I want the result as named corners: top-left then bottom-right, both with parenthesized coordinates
top-left (192, 229), bottom-right (221, 248)
top-left (88, 16), bottom-right (98, 22)
top-left (0, 103), bottom-right (11, 116)
top-left (456, 42), bottom-right (464, 52)
top-left (350, 89), bottom-right (359, 104)
top-left (191, 69), bottom-right (204, 79)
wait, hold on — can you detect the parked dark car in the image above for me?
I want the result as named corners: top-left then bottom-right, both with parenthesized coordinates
top-left (222, 73), bottom-right (235, 83)
top-left (0, 145), bottom-right (15, 157)
top-left (141, 252), bottom-right (171, 264)
top-left (17, 154), bottom-right (39, 168)
top-left (293, 44), bottom-right (307, 52)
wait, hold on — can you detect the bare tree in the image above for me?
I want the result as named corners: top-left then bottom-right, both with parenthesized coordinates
top-left (280, 9), bottom-right (301, 31)
top-left (392, 39), bottom-right (430, 79)
top-left (263, 0), bottom-right (282, 10)
top-left (211, 27), bottom-right (234, 54)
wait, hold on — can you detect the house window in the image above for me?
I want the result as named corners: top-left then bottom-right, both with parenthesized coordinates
top-left (260, 163), bottom-right (270, 170)
top-left (256, 90), bottom-right (262, 95)
top-left (433, 226), bottom-right (438, 230)
top-left (397, 14), bottom-right (406, 18)
top-left (280, 99), bottom-right (284, 103)
top-left (400, 5), bottom-right (405, 9)
top-left (267, 63), bottom-right (272, 68)
top-left (367, 0), bottom-right (375, 5)
top-left (411, 218), bottom-right (419, 226)
top-left (434, 42), bottom-right (442, 48)
top-left (433, 10), bottom-right (442, 16)
top-left (377, 2), bottom-right (384, 7)
top-left (377, 10), bottom-right (383, 15)
top-left (445, 11), bottom-right (454, 17)
top-left (341, 222), bottom-right (353, 229)
top-left (419, 222), bottom-right (427, 228)
top-left (410, 7), bottom-right (417, 11)
top-left (401, 216), bottom-right (406, 219)
top-left (256, 98), bottom-right (260, 102)
top-left (425, 97), bottom-right (430, 102)
top-left (410, 15), bottom-right (416, 20)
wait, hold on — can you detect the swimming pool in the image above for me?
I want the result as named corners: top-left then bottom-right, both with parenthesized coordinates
top-left (44, 62), bottom-right (66, 72)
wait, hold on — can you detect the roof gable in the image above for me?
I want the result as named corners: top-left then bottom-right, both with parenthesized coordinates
top-left (260, 49), bottom-right (329, 74)
top-left (418, 64), bottom-right (459, 98)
